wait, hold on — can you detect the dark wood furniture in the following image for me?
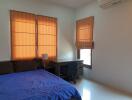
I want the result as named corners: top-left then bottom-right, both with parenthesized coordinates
top-left (50, 59), bottom-right (83, 79)
top-left (0, 59), bottom-right (83, 80)
top-left (0, 59), bottom-right (44, 75)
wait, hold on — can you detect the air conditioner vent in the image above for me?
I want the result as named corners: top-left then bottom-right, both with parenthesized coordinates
top-left (98, 0), bottom-right (122, 9)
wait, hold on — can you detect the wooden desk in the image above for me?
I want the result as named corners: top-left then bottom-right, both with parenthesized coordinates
top-left (50, 59), bottom-right (83, 78)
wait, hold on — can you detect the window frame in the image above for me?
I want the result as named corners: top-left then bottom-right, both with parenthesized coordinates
top-left (10, 10), bottom-right (58, 60)
top-left (37, 15), bottom-right (58, 60)
top-left (10, 10), bottom-right (37, 60)
top-left (76, 16), bottom-right (94, 69)
top-left (77, 48), bottom-right (92, 69)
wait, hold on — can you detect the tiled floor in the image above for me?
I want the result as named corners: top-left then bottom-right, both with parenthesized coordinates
top-left (74, 78), bottom-right (132, 100)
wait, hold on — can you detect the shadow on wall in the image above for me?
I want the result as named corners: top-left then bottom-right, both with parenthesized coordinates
top-left (58, 32), bottom-right (76, 59)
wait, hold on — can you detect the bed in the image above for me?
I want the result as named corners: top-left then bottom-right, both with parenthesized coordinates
top-left (0, 69), bottom-right (81, 100)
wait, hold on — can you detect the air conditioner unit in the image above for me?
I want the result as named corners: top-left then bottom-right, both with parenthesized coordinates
top-left (98, 0), bottom-right (122, 8)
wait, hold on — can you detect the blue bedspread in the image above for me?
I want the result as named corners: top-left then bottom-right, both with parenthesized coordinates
top-left (0, 69), bottom-right (81, 100)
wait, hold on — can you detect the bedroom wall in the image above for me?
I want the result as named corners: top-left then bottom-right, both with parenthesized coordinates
top-left (0, 0), bottom-right (76, 61)
top-left (76, 0), bottom-right (132, 93)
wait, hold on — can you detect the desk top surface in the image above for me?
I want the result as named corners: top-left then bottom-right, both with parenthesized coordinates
top-left (51, 59), bottom-right (83, 63)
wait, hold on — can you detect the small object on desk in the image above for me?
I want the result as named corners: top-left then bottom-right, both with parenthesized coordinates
top-left (42, 54), bottom-right (48, 69)
top-left (42, 54), bottom-right (55, 73)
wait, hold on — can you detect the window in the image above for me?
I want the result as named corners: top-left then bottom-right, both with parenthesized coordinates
top-left (37, 16), bottom-right (57, 60)
top-left (76, 17), bottom-right (94, 66)
top-left (11, 11), bottom-right (36, 60)
top-left (10, 10), bottom-right (57, 60)
top-left (80, 49), bottom-right (91, 66)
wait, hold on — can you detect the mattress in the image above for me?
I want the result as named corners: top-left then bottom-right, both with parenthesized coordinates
top-left (0, 69), bottom-right (81, 100)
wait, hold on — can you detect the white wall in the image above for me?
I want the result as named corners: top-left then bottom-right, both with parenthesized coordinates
top-left (0, 0), bottom-right (76, 61)
top-left (76, 0), bottom-right (132, 93)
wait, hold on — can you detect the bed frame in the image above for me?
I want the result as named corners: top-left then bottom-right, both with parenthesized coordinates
top-left (0, 59), bottom-right (44, 75)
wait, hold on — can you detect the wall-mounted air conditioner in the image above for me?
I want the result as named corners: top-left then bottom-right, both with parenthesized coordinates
top-left (98, 0), bottom-right (122, 9)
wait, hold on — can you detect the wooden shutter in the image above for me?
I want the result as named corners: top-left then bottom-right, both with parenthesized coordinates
top-left (37, 16), bottom-right (57, 60)
top-left (76, 16), bottom-right (94, 49)
top-left (10, 10), bottom-right (36, 60)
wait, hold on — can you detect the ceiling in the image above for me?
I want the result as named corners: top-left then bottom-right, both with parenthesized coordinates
top-left (44, 0), bottom-right (94, 9)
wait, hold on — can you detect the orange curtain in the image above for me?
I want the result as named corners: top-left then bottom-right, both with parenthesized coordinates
top-left (11, 11), bottom-right (36, 60)
top-left (37, 16), bottom-right (57, 60)
top-left (76, 16), bottom-right (94, 49)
